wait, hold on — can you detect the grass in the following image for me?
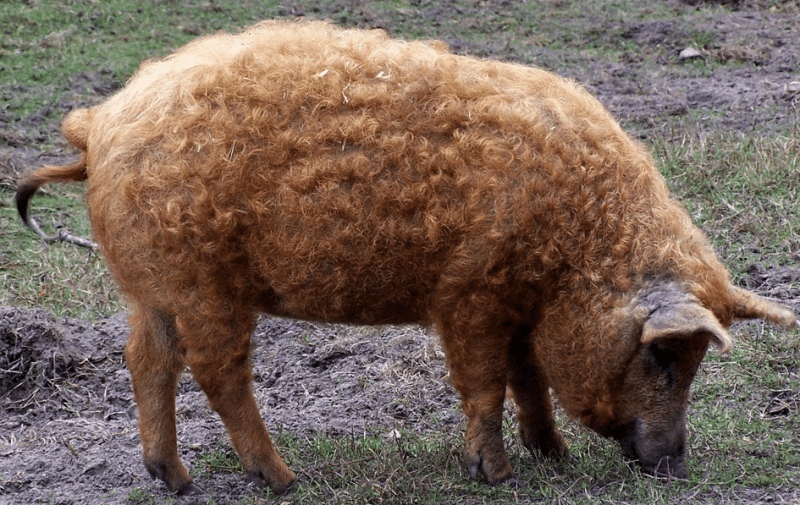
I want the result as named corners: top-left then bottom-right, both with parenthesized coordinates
top-left (127, 487), bottom-right (175, 505)
top-left (122, 388), bottom-right (800, 505)
top-left (656, 134), bottom-right (800, 282)
top-left (0, 180), bottom-right (122, 319)
top-left (0, 0), bottom-right (769, 122)
top-left (1, 0), bottom-right (798, 504)
top-left (690, 325), bottom-right (800, 492)
top-left (170, 429), bottom-right (629, 504)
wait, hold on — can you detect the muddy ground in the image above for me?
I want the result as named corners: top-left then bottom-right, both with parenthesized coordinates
top-left (0, 308), bottom-right (456, 504)
top-left (1, 0), bottom-right (799, 504)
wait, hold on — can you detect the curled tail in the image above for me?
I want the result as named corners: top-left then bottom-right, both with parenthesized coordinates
top-left (15, 108), bottom-right (92, 229)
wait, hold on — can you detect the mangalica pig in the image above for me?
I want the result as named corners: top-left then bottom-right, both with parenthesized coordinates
top-left (16, 19), bottom-right (797, 494)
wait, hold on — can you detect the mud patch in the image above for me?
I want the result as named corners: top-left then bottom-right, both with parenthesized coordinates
top-left (0, 307), bottom-right (458, 504)
top-left (743, 264), bottom-right (800, 300)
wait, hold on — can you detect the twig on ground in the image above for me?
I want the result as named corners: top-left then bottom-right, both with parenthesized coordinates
top-left (26, 215), bottom-right (97, 250)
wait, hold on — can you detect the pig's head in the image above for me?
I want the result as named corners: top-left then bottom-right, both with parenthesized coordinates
top-left (580, 283), bottom-right (733, 479)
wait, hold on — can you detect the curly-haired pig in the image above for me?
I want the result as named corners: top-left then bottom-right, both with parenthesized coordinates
top-left (16, 19), bottom-right (797, 494)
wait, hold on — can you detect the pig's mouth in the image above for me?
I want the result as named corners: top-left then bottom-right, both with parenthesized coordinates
top-left (610, 419), bottom-right (688, 479)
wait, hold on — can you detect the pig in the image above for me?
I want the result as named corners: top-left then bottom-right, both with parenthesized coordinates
top-left (16, 19), bottom-right (797, 494)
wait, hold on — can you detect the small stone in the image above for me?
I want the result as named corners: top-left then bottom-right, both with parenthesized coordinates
top-left (679, 47), bottom-right (703, 62)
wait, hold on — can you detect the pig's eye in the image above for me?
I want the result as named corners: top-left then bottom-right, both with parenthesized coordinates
top-left (647, 341), bottom-right (679, 386)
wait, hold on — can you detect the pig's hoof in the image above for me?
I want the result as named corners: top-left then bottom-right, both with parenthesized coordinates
top-left (497, 475), bottom-right (522, 488)
top-left (144, 459), bottom-right (197, 495)
top-left (247, 470), bottom-right (299, 495)
top-left (176, 482), bottom-right (204, 495)
top-left (520, 425), bottom-right (568, 460)
top-left (466, 453), bottom-right (515, 485)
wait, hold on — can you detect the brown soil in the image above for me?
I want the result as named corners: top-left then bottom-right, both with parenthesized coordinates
top-left (0, 308), bottom-right (453, 503)
top-left (1, 0), bottom-right (798, 503)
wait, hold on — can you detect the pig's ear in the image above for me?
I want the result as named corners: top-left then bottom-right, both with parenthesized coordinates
top-left (640, 301), bottom-right (732, 353)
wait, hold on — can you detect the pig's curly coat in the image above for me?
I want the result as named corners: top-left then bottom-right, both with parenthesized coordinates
top-left (89, 19), bottom-right (729, 403)
top-left (17, 19), bottom-right (796, 492)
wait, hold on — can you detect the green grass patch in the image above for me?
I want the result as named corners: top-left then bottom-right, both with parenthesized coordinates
top-left (691, 324), bottom-right (800, 491)
top-left (127, 486), bottom-right (175, 505)
top-left (156, 384), bottom-right (799, 504)
top-left (0, 1), bottom-right (281, 88)
top-left (0, 181), bottom-right (123, 318)
top-left (0, 0), bottom-right (757, 146)
top-left (655, 134), bottom-right (800, 281)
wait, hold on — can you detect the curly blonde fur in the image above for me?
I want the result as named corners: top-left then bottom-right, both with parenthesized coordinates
top-left (17, 19), bottom-right (796, 493)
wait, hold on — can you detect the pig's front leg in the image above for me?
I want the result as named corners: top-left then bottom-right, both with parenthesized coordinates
top-left (507, 324), bottom-right (568, 459)
top-left (434, 298), bottom-right (517, 484)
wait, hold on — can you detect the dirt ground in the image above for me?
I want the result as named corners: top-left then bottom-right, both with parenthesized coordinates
top-left (1, 1), bottom-right (799, 504)
top-left (0, 308), bottom-right (455, 504)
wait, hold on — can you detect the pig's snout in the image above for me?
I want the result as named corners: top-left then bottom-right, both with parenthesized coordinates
top-left (613, 418), bottom-right (688, 479)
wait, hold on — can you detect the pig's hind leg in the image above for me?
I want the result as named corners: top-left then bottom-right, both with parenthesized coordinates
top-left (125, 308), bottom-right (201, 495)
top-left (182, 310), bottom-right (298, 494)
